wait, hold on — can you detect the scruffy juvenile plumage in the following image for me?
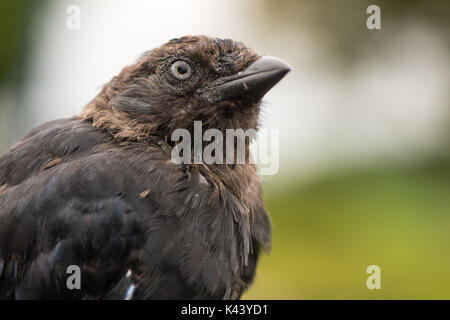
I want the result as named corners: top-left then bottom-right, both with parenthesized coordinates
top-left (0, 36), bottom-right (289, 299)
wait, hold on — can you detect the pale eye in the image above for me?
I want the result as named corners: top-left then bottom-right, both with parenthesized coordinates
top-left (170, 60), bottom-right (192, 80)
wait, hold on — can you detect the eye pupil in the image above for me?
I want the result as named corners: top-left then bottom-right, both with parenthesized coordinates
top-left (177, 65), bottom-right (187, 74)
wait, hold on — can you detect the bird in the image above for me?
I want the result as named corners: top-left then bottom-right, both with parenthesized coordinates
top-left (0, 35), bottom-right (290, 299)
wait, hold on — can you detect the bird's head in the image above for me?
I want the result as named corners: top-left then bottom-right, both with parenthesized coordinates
top-left (80, 35), bottom-right (291, 142)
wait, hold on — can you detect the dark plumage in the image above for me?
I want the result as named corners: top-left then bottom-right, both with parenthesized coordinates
top-left (0, 36), bottom-right (290, 299)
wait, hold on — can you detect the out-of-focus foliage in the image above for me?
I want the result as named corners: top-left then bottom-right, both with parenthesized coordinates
top-left (0, 1), bottom-right (49, 153)
top-left (245, 160), bottom-right (450, 299)
top-left (260, 0), bottom-right (450, 66)
top-left (0, 1), bottom-right (43, 84)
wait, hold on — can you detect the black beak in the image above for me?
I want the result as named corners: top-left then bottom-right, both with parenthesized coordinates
top-left (211, 56), bottom-right (291, 103)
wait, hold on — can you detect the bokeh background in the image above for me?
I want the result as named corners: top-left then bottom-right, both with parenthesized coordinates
top-left (1, 0), bottom-right (449, 299)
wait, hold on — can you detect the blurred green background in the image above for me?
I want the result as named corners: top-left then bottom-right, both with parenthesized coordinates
top-left (248, 162), bottom-right (450, 299)
top-left (0, 0), bottom-right (449, 299)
